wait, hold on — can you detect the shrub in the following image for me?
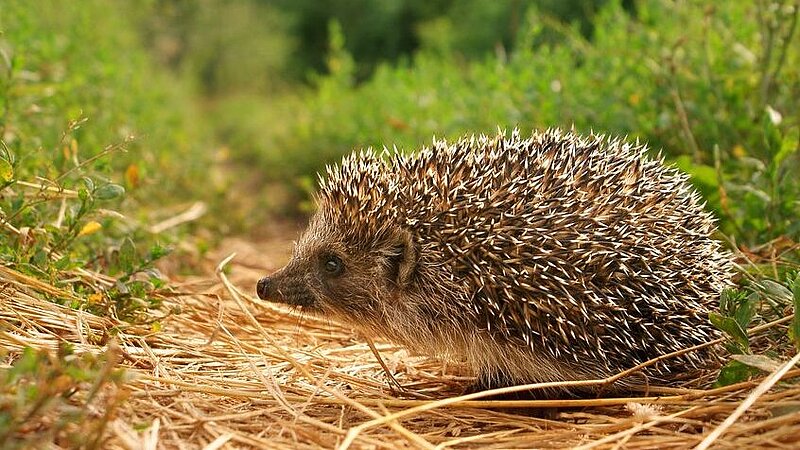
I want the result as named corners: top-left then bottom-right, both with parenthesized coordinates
top-left (0, 0), bottom-right (210, 319)
top-left (263, 0), bottom-right (799, 246)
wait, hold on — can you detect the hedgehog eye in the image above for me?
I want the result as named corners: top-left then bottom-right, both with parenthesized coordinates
top-left (322, 255), bottom-right (344, 277)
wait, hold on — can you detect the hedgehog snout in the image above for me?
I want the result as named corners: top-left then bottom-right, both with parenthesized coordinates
top-left (256, 276), bottom-right (275, 300)
top-left (256, 267), bottom-right (318, 308)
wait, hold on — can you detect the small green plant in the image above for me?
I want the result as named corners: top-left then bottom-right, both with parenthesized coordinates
top-left (711, 289), bottom-right (759, 355)
top-left (0, 345), bottom-right (127, 449)
top-left (712, 273), bottom-right (800, 386)
top-left (790, 272), bottom-right (800, 349)
top-left (0, 1), bottom-right (210, 321)
top-left (711, 288), bottom-right (764, 386)
top-left (0, 124), bottom-right (171, 321)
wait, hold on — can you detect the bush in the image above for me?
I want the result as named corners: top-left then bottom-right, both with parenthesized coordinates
top-left (264, 0), bottom-right (799, 246)
top-left (0, 0), bottom-right (210, 319)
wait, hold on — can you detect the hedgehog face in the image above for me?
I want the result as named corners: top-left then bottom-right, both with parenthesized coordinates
top-left (256, 213), bottom-right (418, 328)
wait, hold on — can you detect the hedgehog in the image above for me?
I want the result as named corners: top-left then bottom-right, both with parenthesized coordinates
top-left (256, 129), bottom-right (733, 395)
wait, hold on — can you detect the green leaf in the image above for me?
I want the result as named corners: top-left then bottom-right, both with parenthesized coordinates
top-left (773, 127), bottom-right (799, 168)
top-left (760, 279), bottom-right (793, 303)
top-left (119, 238), bottom-right (136, 273)
top-left (31, 249), bottom-right (48, 267)
top-left (673, 155), bottom-right (718, 189)
top-left (720, 289), bottom-right (738, 315)
top-left (82, 177), bottom-right (95, 192)
top-left (0, 158), bottom-right (12, 182)
top-left (148, 244), bottom-right (170, 261)
top-left (54, 255), bottom-right (73, 270)
top-left (715, 360), bottom-right (762, 387)
top-left (8, 348), bottom-right (40, 380)
top-left (733, 293), bottom-right (758, 330)
top-left (710, 312), bottom-right (749, 353)
top-left (791, 275), bottom-right (800, 350)
top-left (94, 183), bottom-right (125, 200)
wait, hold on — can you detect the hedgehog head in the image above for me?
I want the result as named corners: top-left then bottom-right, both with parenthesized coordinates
top-left (256, 150), bottom-right (419, 327)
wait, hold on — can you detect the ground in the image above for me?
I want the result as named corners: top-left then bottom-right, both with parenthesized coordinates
top-left (2, 231), bottom-right (800, 449)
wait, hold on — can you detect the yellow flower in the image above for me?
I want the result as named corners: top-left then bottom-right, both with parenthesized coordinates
top-left (78, 221), bottom-right (102, 236)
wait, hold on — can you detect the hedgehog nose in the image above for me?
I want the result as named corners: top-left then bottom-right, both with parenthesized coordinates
top-left (256, 277), bottom-right (273, 300)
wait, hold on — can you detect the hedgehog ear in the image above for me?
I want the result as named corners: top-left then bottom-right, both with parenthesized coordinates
top-left (388, 229), bottom-right (417, 287)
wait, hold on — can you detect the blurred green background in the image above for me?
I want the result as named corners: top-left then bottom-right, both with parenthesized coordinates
top-left (1, 0), bottom-right (799, 265)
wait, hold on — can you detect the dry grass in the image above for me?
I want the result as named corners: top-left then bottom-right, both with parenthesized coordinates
top-left (1, 237), bottom-right (800, 449)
